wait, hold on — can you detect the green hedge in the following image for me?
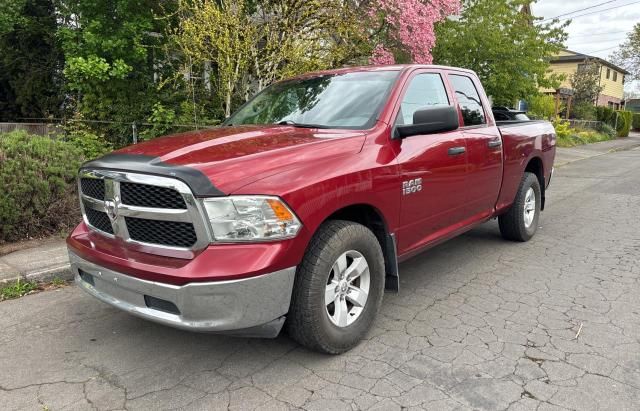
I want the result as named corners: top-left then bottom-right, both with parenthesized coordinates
top-left (633, 113), bottom-right (640, 131)
top-left (595, 106), bottom-right (616, 124)
top-left (0, 131), bottom-right (106, 242)
top-left (616, 111), bottom-right (632, 137)
top-left (595, 107), bottom-right (633, 137)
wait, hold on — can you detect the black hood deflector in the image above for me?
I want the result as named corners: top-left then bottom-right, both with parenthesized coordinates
top-left (81, 153), bottom-right (225, 197)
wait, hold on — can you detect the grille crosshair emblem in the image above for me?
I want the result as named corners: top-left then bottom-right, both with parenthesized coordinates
top-left (103, 179), bottom-right (119, 226)
top-left (104, 199), bottom-right (118, 221)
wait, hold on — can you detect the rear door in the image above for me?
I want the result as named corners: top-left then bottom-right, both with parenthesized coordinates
top-left (448, 74), bottom-right (503, 220)
top-left (393, 70), bottom-right (468, 254)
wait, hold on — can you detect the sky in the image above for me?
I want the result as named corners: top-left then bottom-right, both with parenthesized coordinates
top-left (531, 0), bottom-right (639, 95)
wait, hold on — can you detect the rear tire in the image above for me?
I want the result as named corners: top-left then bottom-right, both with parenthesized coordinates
top-left (287, 220), bottom-right (385, 354)
top-left (499, 172), bottom-right (541, 242)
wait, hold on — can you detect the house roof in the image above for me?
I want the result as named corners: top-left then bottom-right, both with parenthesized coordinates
top-left (551, 49), bottom-right (630, 75)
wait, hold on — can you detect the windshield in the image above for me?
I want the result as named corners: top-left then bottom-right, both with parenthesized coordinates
top-left (225, 70), bottom-right (400, 130)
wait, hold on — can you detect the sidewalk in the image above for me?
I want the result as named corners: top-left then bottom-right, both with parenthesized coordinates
top-left (555, 131), bottom-right (640, 167)
top-left (2, 131), bottom-right (640, 286)
top-left (0, 239), bottom-right (71, 284)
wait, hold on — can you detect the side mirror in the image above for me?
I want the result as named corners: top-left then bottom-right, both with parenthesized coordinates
top-left (394, 105), bottom-right (459, 139)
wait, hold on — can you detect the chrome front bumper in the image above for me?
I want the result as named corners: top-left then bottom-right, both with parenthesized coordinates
top-left (69, 252), bottom-right (296, 337)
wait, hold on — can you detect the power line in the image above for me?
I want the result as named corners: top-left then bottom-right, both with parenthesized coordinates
top-left (570, 36), bottom-right (628, 45)
top-left (583, 45), bottom-right (620, 54)
top-left (569, 29), bottom-right (631, 38)
top-left (549, 1), bottom-right (640, 23)
top-left (540, 0), bottom-right (619, 22)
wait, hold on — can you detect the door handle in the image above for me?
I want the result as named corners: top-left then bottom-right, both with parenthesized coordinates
top-left (488, 139), bottom-right (502, 148)
top-left (448, 146), bottom-right (466, 156)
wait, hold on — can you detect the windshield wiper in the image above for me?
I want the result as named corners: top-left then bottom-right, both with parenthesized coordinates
top-left (275, 120), bottom-right (332, 129)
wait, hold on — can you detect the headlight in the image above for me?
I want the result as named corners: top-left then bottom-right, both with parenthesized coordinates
top-left (201, 196), bottom-right (302, 242)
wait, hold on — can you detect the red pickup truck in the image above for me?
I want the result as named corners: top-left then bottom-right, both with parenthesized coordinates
top-left (67, 65), bottom-right (555, 353)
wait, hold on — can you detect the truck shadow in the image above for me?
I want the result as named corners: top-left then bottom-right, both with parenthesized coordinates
top-left (91, 220), bottom-right (509, 352)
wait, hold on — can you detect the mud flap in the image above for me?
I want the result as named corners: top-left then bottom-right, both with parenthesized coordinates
top-left (384, 233), bottom-right (399, 292)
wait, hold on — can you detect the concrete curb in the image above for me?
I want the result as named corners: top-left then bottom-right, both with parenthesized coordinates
top-left (24, 264), bottom-right (73, 283)
top-left (1, 264), bottom-right (73, 286)
top-left (0, 240), bottom-right (72, 286)
top-left (554, 138), bottom-right (640, 168)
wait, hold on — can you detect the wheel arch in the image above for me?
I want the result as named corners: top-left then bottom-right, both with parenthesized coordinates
top-left (321, 203), bottom-right (399, 292)
top-left (525, 156), bottom-right (545, 210)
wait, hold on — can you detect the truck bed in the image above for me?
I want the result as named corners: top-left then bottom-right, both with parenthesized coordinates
top-left (495, 119), bottom-right (556, 214)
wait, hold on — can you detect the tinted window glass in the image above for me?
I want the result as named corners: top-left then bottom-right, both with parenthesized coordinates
top-left (396, 73), bottom-right (449, 125)
top-left (493, 111), bottom-right (509, 121)
top-left (450, 75), bottom-right (486, 126)
top-left (225, 71), bottom-right (399, 130)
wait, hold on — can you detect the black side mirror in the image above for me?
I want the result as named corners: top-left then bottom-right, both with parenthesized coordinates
top-left (394, 105), bottom-right (459, 139)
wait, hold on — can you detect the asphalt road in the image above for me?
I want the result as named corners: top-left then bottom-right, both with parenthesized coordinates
top-left (2, 148), bottom-right (640, 411)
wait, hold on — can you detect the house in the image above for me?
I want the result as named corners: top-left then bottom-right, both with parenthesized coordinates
top-left (542, 49), bottom-right (629, 110)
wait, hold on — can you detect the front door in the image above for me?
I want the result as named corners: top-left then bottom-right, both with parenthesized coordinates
top-left (392, 70), bottom-right (468, 254)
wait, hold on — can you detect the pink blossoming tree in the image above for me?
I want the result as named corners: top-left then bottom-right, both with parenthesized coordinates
top-left (368, 0), bottom-right (461, 65)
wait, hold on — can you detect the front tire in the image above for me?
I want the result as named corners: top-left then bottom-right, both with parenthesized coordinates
top-left (499, 172), bottom-right (541, 242)
top-left (287, 220), bottom-right (385, 354)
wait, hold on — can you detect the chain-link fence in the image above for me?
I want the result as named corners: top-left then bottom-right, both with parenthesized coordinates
top-left (567, 119), bottom-right (602, 130)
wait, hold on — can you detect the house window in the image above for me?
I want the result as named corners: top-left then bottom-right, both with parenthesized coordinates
top-left (606, 68), bottom-right (611, 79)
top-left (613, 71), bottom-right (618, 82)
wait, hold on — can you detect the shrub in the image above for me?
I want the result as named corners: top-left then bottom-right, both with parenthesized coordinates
top-left (552, 119), bottom-right (614, 147)
top-left (528, 94), bottom-right (557, 119)
top-left (595, 107), bottom-right (632, 137)
top-left (62, 130), bottom-right (111, 160)
top-left (595, 106), bottom-right (616, 124)
top-left (596, 122), bottom-right (616, 139)
top-left (0, 131), bottom-right (83, 242)
top-left (633, 113), bottom-right (640, 131)
top-left (552, 117), bottom-right (571, 139)
top-left (570, 129), bottom-right (612, 145)
top-left (571, 102), bottom-right (596, 120)
top-left (615, 110), bottom-right (632, 137)
top-left (61, 119), bottom-right (112, 160)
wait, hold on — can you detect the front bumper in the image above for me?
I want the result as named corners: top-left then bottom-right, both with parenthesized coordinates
top-left (69, 252), bottom-right (296, 337)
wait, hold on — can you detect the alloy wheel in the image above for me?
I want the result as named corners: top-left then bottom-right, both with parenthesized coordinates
top-left (324, 250), bottom-right (370, 327)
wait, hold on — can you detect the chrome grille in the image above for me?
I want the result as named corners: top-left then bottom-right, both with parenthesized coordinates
top-left (120, 182), bottom-right (187, 209)
top-left (78, 170), bottom-right (211, 259)
top-left (84, 207), bottom-right (113, 234)
top-left (125, 217), bottom-right (197, 247)
top-left (80, 178), bottom-right (105, 200)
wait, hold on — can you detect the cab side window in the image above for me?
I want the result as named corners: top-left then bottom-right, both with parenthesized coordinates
top-left (396, 73), bottom-right (449, 125)
top-left (449, 74), bottom-right (486, 126)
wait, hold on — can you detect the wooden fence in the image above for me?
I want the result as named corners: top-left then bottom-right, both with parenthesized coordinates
top-left (0, 122), bottom-right (62, 136)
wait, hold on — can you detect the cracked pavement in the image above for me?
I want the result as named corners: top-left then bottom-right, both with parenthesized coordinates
top-left (2, 148), bottom-right (640, 410)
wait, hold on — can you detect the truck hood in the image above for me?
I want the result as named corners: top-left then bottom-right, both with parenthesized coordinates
top-left (94, 125), bottom-right (366, 195)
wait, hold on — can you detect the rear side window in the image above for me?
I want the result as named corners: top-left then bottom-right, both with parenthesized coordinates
top-left (493, 111), bottom-right (509, 121)
top-left (449, 74), bottom-right (486, 126)
top-left (396, 73), bottom-right (449, 125)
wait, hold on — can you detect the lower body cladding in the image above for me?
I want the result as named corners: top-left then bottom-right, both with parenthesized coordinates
top-left (68, 252), bottom-right (296, 338)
